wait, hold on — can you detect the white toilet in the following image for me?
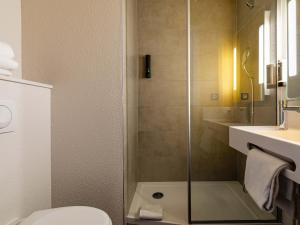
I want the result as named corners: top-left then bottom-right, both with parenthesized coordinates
top-left (17, 207), bottom-right (112, 225)
top-left (0, 85), bottom-right (113, 225)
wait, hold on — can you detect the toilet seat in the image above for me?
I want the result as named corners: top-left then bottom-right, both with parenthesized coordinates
top-left (19, 207), bottom-right (112, 225)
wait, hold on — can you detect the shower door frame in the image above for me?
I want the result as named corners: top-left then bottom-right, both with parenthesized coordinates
top-left (186, 0), bottom-right (281, 224)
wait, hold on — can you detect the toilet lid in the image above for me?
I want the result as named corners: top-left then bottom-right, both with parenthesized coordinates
top-left (19, 207), bottom-right (112, 225)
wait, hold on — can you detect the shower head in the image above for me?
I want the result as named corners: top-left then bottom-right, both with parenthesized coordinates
top-left (242, 48), bottom-right (250, 66)
top-left (242, 48), bottom-right (254, 79)
top-left (245, 0), bottom-right (255, 9)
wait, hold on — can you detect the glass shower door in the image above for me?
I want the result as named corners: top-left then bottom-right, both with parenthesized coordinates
top-left (188, 0), bottom-right (279, 223)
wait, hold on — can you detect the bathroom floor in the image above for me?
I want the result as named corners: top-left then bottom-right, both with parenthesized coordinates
top-left (127, 182), bottom-right (275, 225)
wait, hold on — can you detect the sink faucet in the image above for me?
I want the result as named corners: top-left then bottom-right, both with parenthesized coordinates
top-left (279, 100), bottom-right (300, 130)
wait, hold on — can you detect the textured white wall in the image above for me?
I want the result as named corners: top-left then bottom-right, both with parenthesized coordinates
top-left (0, 0), bottom-right (22, 78)
top-left (21, 1), bottom-right (124, 224)
top-left (0, 79), bottom-right (51, 225)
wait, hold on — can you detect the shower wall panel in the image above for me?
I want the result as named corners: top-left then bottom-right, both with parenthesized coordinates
top-left (190, 0), bottom-right (237, 181)
top-left (137, 0), bottom-right (188, 181)
top-left (126, 0), bottom-right (139, 212)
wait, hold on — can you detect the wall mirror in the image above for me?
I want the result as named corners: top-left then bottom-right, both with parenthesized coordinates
top-left (237, 0), bottom-right (277, 102)
top-left (287, 0), bottom-right (300, 99)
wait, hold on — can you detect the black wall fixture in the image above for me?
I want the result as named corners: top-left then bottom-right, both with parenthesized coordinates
top-left (145, 55), bottom-right (151, 78)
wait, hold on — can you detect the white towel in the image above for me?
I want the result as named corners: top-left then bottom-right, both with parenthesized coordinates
top-left (0, 42), bottom-right (15, 58)
top-left (0, 58), bottom-right (18, 70)
top-left (139, 205), bottom-right (163, 220)
top-left (245, 149), bottom-right (289, 212)
top-left (0, 68), bottom-right (13, 76)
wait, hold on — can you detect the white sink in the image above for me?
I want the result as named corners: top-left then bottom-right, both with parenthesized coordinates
top-left (232, 126), bottom-right (300, 143)
top-left (229, 126), bottom-right (300, 184)
top-left (258, 128), bottom-right (300, 143)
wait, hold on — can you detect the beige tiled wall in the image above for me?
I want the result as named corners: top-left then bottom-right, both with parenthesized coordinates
top-left (136, 0), bottom-right (277, 183)
top-left (191, 0), bottom-right (235, 106)
top-left (137, 0), bottom-right (188, 181)
top-left (137, 0), bottom-right (238, 182)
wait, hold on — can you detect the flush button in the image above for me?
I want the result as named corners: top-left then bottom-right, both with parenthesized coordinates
top-left (0, 105), bottom-right (12, 129)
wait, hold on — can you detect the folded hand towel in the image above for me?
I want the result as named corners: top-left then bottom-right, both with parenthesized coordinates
top-left (0, 58), bottom-right (18, 70)
top-left (0, 42), bottom-right (15, 58)
top-left (245, 149), bottom-right (289, 212)
top-left (0, 68), bottom-right (13, 76)
top-left (139, 205), bottom-right (163, 220)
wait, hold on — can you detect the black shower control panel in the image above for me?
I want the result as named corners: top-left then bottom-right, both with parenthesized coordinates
top-left (145, 55), bottom-right (151, 79)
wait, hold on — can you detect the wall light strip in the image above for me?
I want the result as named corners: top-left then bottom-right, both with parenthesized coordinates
top-left (264, 11), bottom-right (271, 95)
top-left (288, 0), bottom-right (297, 77)
top-left (259, 24), bottom-right (265, 85)
top-left (233, 48), bottom-right (237, 91)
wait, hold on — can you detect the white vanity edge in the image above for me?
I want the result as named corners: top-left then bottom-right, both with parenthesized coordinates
top-left (229, 126), bottom-right (300, 184)
top-left (0, 75), bottom-right (53, 89)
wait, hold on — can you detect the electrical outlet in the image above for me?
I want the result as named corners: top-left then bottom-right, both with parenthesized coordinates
top-left (211, 93), bottom-right (219, 101)
top-left (240, 93), bottom-right (249, 101)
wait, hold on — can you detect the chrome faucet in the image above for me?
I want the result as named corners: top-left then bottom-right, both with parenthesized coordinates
top-left (279, 100), bottom-right (300, 130)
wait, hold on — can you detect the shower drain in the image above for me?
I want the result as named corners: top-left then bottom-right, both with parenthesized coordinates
top-left (152, 192), bottom-right (164, 199)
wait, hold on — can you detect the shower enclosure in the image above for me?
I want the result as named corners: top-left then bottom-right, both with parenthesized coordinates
top-left (125, 0), bottom-right (279, 224)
